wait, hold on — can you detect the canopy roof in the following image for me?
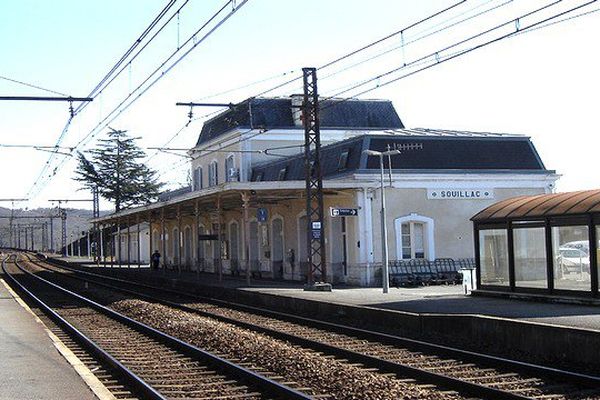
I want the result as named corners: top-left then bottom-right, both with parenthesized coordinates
top-left (472, 189), bottom-right (600, 221)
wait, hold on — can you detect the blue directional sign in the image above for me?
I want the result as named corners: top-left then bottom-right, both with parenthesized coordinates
top-left (257, 207), bottom-right (268, 222)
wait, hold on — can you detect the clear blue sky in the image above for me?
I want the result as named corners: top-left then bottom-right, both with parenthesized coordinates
top-left (1, 0), bottom-right (598, 210)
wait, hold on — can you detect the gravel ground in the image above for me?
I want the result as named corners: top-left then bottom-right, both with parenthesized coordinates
top-left (112, 299), bottom-right (463, 400)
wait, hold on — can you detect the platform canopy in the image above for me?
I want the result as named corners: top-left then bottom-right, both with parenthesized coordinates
top-left (472, 189), bottom-right (600, 222)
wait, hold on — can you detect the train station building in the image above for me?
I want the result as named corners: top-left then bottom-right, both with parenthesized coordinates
top-left (94, 96), bottom-right (558, 286)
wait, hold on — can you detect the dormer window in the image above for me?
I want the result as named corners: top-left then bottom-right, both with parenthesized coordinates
top-left (338, 149), bottom-right (350, 171)
top-left (277, 167), bottom-right (288, 181)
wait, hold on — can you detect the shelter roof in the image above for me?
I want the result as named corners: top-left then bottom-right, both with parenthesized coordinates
top-left (471, 189), bottom-right (600, 221)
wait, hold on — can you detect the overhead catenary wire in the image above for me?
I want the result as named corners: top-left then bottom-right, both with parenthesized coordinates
top-left (25, 0), bottom-right (185, 200)
top-left (322, 0), bottom-right (595, 102)
top-left (183, 0), bottom-right (598, 163)
top-left (0, 75), bottom-right (68, 96)
top-left (26, 0), bottom-right (250, 200)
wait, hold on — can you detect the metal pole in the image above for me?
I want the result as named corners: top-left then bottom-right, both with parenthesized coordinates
top-left (242, 193), bottom-right (250, 285)
top-left (177, 205), bottom-right (182, 274)
top-left (127, 216), bottom-right (131, 268)
top-left (148, 212), bottom-right (153, 267)
top-left (49, 217), bottom-right (54, 253)
top-left (194, 200), bottom-right (200, 280)
top-left (87, 231), bottom-right (91, 258)
top-left (161, 208), bottom-right (166, 273)
top-left (100, 225), bottom-right (105, 264)
top-left (380, 154), bottom-right (390, 294)
top-left (117, 218), bottom-right (122, 268)
top-left (136, 214), bottom-right (141, 268)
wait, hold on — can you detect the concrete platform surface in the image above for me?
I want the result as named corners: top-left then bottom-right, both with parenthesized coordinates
top-left (0, 278), bottom-right (98, 400)
top-left (246, 285), bottom-right (600, 331)
top-left (58, 255), bottom-right (600, 332)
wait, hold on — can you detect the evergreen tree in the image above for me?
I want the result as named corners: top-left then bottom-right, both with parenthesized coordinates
top-left (74, 128), bottom-right (163, 212)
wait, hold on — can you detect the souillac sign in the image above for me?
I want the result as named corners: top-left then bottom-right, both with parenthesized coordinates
top-left (427, 189), bottom-right (494, 200)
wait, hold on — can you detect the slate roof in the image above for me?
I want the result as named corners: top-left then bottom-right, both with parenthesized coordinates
top-left (250, 129), bottom-right (550, 182)
top-left (195, 97), bottom-right (404, 146)
top-left (158, 186), bottom-right (191, 201)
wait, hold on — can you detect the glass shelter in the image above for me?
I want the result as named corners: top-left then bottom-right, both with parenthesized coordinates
top-left (472, 189), bottom-right (600, 297)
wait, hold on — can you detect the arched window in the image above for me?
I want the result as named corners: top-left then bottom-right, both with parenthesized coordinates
top-left (271, 217), bottom-right (284, 279)
top-left (225, 155), bottom-right (237, 182)
top-left (394, 214), bottom-right (435, 260)
top-left (208, 161), bottom-right (218, 186)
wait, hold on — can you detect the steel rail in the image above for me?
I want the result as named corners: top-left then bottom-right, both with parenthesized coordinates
top-left (36, 254), bottom-right (600, 388)
top-left (33, 254), bottom-right (600, 399)
top-left (1, 254), bottom-right (166, 400)
top-left (8, 254), bottom-right (312, 400)
top-left (33, 258), bottom-right (524, 399)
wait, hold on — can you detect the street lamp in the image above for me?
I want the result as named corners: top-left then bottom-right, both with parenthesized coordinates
top-left (363, 148), bottom-right (401, 294)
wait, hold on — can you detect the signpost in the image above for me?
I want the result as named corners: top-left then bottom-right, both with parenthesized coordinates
top-left (330, 208), bottom-right (358, 217)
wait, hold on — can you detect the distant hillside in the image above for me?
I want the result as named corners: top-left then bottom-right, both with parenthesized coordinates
top-left (0, 206), bottom-right (108, 251)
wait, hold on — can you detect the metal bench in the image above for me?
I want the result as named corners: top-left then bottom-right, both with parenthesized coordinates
top-left (408, 259), bottom-right (438, 285)
top-left (432, 258), bottom-right (461, 284)
top-left (389, 261), bottom-right (417, 287)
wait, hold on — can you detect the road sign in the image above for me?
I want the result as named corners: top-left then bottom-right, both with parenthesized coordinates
top-left (257, 207), bottom-right (268, 222)
top-left (330, 207), bottom-right (358, 217)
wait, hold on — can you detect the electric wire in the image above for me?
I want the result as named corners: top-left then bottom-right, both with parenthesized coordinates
top-left (184, 0), bottom-right (598, 164)
top-left (0, 75), bottom-right (67, 96)
top-left (26, 0), bottom-right (249, 200)
top-left (25, 0), bottom-right (185, 199)
top-left (319, 0), bottom-right (598, 113)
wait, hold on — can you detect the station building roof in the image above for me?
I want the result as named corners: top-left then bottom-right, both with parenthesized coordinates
top-left (251, 128), bottom-right (550, 182)
top-left (472, 189), bottom-right (600, 222)
top-left (195, 97), bottom-right (404, 146)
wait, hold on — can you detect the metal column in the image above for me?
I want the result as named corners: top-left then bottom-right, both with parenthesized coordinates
top-left (302, 67), bottom-right (326, 285)
top-left (61, 209), bottom-right (67, 256)
top-left (126, 217), bottom-right (131, 268)
top-left (177, 205), bottom-right (182, 274)
top-left (148, 212), bottom-right (153, 266)
top-left (161, 208), bottom-right (166, 272)
top-left (49, 217), bottom-right (54, 253)
top-left (241, 193), bottom-right (250, 285)
top-left (136, 214), bottom-right (141, 268)
top-left (194, 199), bottom-right (200, 280)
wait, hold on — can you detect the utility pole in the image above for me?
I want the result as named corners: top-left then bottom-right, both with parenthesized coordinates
top-left (48, 198), bottom-right (94, 257)
top-left (364, 143), bottom-right (422, 294)
top-left (302, 67), bottom-right (327, 290)
top-left (0, 198), bottom-right (28, 247)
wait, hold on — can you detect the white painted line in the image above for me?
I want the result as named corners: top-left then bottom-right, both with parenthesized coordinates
top-left (0, 278), bottom-right (117, 400)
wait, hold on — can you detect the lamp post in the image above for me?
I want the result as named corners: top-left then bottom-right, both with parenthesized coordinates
top-left (363, 149), bottom-right (401, 294)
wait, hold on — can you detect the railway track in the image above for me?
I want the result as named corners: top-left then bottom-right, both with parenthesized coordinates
top-left (2, 253), bottom-right (312, 400)
top-left (18, 253), bottom-right (600, 399)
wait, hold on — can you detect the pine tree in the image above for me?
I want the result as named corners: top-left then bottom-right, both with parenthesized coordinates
top-left (74, 128), bottom-right (163, 212)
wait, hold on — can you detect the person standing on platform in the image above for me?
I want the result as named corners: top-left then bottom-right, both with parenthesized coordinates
top-left (151, 250), bottom-right (161, 270)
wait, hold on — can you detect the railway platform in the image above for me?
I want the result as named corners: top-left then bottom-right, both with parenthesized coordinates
top-left (49, 255), bottom-right (600, 371)
top-left (0, 277), bottom-right (99, 400)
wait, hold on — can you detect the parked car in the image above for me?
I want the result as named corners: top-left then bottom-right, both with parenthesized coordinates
top-left (557, 247), bottom-right (589, 274)
top-left (562, 240), bottom-right (589, 255)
